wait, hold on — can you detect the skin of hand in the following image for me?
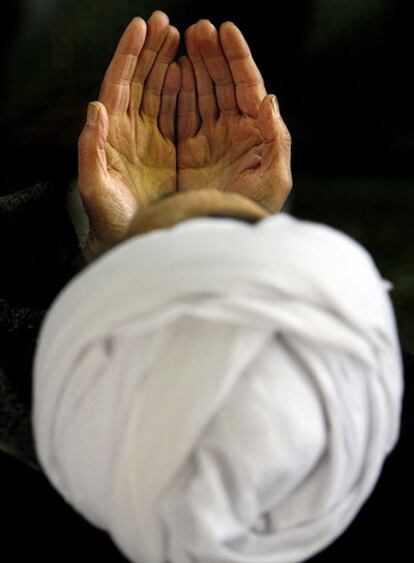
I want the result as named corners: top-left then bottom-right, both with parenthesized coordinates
top-left (177, 20), bottom-right (292, 213)
top-left (77, 12), bottom-right (293, 263)
top-left (77, 11), bottom-right (181, 263)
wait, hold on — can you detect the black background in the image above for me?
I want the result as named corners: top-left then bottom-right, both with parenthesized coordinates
top-left (0, 0), bottom-right (412, 186)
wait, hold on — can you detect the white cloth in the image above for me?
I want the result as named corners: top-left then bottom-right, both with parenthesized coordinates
top-left (32, 212), bottom-right (404, 563)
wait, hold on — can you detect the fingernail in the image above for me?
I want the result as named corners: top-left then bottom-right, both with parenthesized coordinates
top-left (270, 94), bottom-right (280, 117)
top-left (198, 18), bottom-right (213, 27)
top-left (87, 102), bottom-right (100, 127)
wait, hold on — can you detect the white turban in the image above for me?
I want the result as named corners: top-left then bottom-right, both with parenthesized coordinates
top-left (32, 212), bottom-right (403, 563)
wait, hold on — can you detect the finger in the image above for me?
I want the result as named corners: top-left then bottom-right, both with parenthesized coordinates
top-left (140, 25), bottom-right (180, 118)
top-left (195, 20), bottom-right (238, 115)
top-left (219, 21), bottom-right (267, 117)
top-left (185, 23), bottom-right (218, 122)
top-left (131, 10), bottom-right (170, 110)
top-left (178, 56), bottom-right (201, 140)
top-left (258, 94), bottom-right (293, 208)
top-left (98, 17), bottom-right (147, 115)
top-left (159, 62), bottom-right (181, 141)
top-left (78, 101), bottom-right (109, 198)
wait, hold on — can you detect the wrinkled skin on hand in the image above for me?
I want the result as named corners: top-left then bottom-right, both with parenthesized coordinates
top-left (77, 12), bottom-right (181, 262)
top-left (77, 13), bottom-right (292, 263)
top-left (177, 20), bottom-right (292, 212)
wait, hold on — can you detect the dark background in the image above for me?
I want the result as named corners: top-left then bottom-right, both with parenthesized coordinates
top-left (1, 0), bottom-right (412, 181)
top-left (1, 0), bottom-right (412, 178)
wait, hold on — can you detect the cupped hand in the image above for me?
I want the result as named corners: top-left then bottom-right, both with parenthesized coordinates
top-left (177, 20), bottom-right (292, 213)
top-left (77, 11), bottom-right (181, 262)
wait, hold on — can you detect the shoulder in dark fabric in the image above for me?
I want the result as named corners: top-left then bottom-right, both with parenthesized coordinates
top-left (0, 182), bottom-right (84, 463)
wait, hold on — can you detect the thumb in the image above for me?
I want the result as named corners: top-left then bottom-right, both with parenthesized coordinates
top-left (78, 101), bottom-right (109, 197)
top-left (257, 94), bottom-right (292, 171)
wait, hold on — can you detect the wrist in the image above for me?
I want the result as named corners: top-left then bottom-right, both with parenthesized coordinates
top-left (125, 189), bottom-right (271, 238)
top-left (82, 236), bottom-right (113, 264)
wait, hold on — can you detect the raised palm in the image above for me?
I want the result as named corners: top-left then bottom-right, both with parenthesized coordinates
top-left (78, 15), bottom-right (292, 262)
top-left (177, 20), bottom-right (292, 213)
top-left (78, 12), bottom-right (180, 261)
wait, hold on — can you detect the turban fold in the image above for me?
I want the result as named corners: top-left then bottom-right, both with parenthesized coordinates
top-left (32, 213), bottom-right (403, 563)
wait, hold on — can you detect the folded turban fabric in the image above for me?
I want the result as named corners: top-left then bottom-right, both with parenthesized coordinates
top-left (32, 212), bottom-right (404, 563)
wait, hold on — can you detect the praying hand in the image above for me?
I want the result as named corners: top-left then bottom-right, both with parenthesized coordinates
top-left (77, 11), bottom-right (292, 262)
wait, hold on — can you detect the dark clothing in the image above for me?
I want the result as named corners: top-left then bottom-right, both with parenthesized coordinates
top-left (0, 182), bottom-right (84, 406)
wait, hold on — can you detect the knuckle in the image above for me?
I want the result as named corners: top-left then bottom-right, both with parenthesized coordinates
top-left (284, 174), bottom-right (293, 194)
top-left (280, 123), bottom-right (292, 149)
top-left (78, 128), bottom-right (87, 145)
top-left (78, 127), bottom-right (92, 150)
top-left (281, 169), bottom-right (293, 195)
